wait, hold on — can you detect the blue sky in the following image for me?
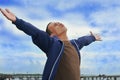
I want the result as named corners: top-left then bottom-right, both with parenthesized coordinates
top-left (0, 0), bottom-right (120, 75)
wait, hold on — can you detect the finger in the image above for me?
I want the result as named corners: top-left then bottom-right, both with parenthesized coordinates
top-left (0, 8), bottom-right (6, 14)
top-left (0, 9), bottom-right (9, 17)
top-left (5, 9), bottom-right (11, 13)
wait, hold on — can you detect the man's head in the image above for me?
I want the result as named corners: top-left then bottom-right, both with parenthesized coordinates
top-left (46, 22), bottom-right (67, 37)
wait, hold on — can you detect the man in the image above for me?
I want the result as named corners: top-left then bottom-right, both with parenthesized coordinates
top-left (0, 8), bottom-right (101, 80)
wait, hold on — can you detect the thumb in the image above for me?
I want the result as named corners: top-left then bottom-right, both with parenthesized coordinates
top-left (90, 31), bottom-right (93, 36)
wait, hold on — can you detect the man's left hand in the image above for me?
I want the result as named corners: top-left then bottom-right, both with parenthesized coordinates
top-left (90, 31), bottom-right (102, 41)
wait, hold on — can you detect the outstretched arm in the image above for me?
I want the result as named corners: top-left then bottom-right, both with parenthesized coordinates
top-left (0, 8), bottom-right (53, 54)
top-left (0, 8), bottom-right (16, 22)
top-left (74, 31), bottom-right (102, 50)
top-left (0, 8), bottom-right (39, 36)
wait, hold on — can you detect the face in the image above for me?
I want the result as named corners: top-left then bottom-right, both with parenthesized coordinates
top-left (48, 22), bottom-right (67, 36)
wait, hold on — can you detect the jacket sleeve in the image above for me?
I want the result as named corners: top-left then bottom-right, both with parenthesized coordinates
top-left (75, 35), bottom-right (96, 50)
top-left (12, 17), bottom-right (53, 54)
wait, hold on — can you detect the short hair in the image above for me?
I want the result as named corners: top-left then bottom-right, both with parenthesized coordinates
top-left (46, 22), bottom-right (52, 35)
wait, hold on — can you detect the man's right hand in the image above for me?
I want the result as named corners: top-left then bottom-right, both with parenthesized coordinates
top-left (0, 8), bottom-right (16, 22)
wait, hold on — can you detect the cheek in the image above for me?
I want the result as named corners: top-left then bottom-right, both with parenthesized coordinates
top-left (54, 26), bottom-right (60, 31)
top-left (51, 27), bottom-right (59, 34)
top-left (61, 27), bottom-right (66, 31)
top-left (54, 27), bottom-right (62, 34)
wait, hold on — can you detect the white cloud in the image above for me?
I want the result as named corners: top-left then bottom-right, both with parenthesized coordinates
top-left (67, 26), bottom-right (100, 39)
top-left (102, 36), bottom-right (120, 41)
top-left (90, 7), bottom-right (120, 26)
top-left (43, 12), bottom-right (102, 39)
top-left (0, 52), bottom-right (46, 73)
top-left (93, 0), bottom-right (120, 7)
top-left (81, 51), bottom-right (120, 74)
top-left (0, 5), bottom-right (101, 38)
top-left (89, 6), bottom-right (120, 41)
top-left (19, 52), bottom-right (47, 65)
top-left (55, 0), bottom-right (81, 11)
top-left (19, 0), bottom-right (81, 11)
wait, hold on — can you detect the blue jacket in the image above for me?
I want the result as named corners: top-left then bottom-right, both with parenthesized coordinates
top-left (13, 18), bottom-right (96, 80)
